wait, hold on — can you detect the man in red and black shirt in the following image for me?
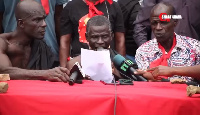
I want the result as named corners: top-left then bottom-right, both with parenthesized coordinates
top-left (60, 0), bottom-right (126, 67)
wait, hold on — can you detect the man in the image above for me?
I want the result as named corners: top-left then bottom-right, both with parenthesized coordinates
top-left (0, 0), bottom-right (68, 60)
top-left (118, 0), bottom-right (140, 62)
top-left (66, 15), bottom-right (128, 79)
top-left (135, 2), bottom-right (200, 81)
top-left (133, 0), bottom-right (200, 47)
top-left (0, 0), bottom-right (70, 82)
top-left (60, 0), bottom-right (126, 68)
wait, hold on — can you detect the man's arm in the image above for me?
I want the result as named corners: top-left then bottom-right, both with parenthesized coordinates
top-left (0, 39), bottom-right (70, 82)
top-left (59, 34), bottom-right (71, 67)
top-left (113, 2), bottom-right (126, 56)
top-left (59, 2), bottom-right (73, 67)
top-left (147, 65), bottom-right (200, 79)
top-left (134, 45), bottom-right (155, 80)
top-left (0, 38), bottom-right (12, 67)
top-left (114, 32), bottom-right (126, 56)
top-left (0, 66), bottom-right (70, 82)
top-left (54, 5), bottom-right (63, 46)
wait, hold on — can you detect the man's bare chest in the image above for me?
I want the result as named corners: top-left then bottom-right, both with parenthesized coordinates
top-left (7, 44), bottom-right (31, 68)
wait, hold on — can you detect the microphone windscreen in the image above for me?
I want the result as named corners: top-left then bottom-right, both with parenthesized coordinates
top-left (113, 54), bottom-right (126, 67)
top-left (96, 47), bottom-right (104, 51)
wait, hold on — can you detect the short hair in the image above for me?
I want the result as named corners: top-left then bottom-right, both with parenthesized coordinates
top-left (151, 2), bottom-right (176, 15)
top-left (86, 15), bottom-right (111, 33)
top-left (15, 0), bottom-right (44, 20)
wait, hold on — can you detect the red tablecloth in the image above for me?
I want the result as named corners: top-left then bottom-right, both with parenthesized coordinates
top-left (0, 80), bottom-right (200, 115)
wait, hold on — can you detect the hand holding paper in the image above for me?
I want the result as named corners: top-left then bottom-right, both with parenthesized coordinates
top-left (81, 48), bottom-right (113, 83)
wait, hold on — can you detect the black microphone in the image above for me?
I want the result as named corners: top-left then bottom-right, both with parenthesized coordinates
top-left (69, 62), bottom-right (85, 85)
top-left (113, 54), bottom-right (147, 81)
top-left (186, 80), bottom-right (200, 86)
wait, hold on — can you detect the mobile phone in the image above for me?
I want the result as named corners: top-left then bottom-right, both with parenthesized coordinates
top-left (119, 79), bottom-right (133, 85)
top-left (100, 80), bottom-right (120, 85)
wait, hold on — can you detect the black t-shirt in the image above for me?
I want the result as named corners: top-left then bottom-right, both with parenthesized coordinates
top-left (118, 0), bottom-right (140, 56)
top-left (60, 0), bottom-right (124, 57)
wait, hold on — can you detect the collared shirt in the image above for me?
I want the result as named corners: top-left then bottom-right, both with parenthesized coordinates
top-left (133, 0), bottom-right (200, 46)
top-left (135, 34), bottom-right (200, 70)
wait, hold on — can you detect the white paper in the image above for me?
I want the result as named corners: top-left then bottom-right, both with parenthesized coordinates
top-left (81, 48), bottom-right (113, 83)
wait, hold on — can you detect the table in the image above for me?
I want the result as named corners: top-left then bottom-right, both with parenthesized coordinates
top-left (0, 80), bottom-right (200, 115)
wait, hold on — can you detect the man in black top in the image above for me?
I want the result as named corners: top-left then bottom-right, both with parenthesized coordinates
top-left (66, 15), bottom-right (124, 79)
top-left (60, 0), bottom-right (125, 68)
top-left (118, 0), bottom-right (140, 62)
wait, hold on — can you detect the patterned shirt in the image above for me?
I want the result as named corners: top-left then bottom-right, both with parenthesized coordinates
top-left (135, 34), bottom-right (200, 80)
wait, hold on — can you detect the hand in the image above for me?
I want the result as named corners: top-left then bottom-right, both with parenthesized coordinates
top-left (44, 67), bottom-right (70, 82)
top-left (85, 74), bottom-right (92, 80)
top-left (134, 69), bottom-right (155, 80)
top-left (147, 66), bottom-right (174, 78)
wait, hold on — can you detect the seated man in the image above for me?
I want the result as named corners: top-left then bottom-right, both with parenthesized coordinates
top-left (0, 0), bottom-right (70, 82)
top-left (67, 15), bottom-right (133, 80)
top-left (135, 2), bottom-right (200, 81)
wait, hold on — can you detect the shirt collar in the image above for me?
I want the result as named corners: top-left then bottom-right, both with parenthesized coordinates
top-left (153, 33), bottom-right (183, 54)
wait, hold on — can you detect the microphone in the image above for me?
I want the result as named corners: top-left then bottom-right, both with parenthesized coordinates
top-left (96, 47), bottom-right (106, 51)
top-left (69, 62), bottom-right (85, 85)
top-left (113, 54), bottom-right (147, 81)
top-left (186, 80), bottom-right (200, 86)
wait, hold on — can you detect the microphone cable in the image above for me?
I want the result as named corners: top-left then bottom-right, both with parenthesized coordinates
top-left (102, 2), bottom-right (116, 112)
top-left (112, 76), bottom-right (117, 115)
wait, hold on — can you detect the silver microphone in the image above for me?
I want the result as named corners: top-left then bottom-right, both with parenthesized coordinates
top-left (96, 47), bottom-right (105, 51)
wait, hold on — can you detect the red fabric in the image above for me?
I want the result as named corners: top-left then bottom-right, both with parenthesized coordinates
top-left (150, 35), bottom-right (176, 79)
top-left (85, 0), bottom-right (104, 18)
top-left (106, 0), bottom-right (113, 4)
top-left (78, 0), bottom-right (113, 43)
top-left (116, 82), bottom-right (200, 115)
top-left (78, 15), bottom-right (90, 43)
top-left (0, 80), bottom-right (200, 115)
top-left (67, 57), bottom-right (71, 61)
top-left (41, 0), bottom-right (50, 15)
top-left (21, 0), bottom-right (49, 15)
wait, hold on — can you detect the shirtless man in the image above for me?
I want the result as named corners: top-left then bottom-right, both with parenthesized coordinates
top-left (0, 0), bottom-right (70, 82)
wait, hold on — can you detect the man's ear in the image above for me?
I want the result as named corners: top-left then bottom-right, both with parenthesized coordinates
top-left (17, 19), bottom-right (24, 28)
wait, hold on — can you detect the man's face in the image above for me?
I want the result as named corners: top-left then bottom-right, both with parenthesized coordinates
top-left (87, 25), bottom-right (112, 50)
top-left (23, 10), bottom-right (47, 40)
top-left (150, 6), bottom-right (177, 43)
